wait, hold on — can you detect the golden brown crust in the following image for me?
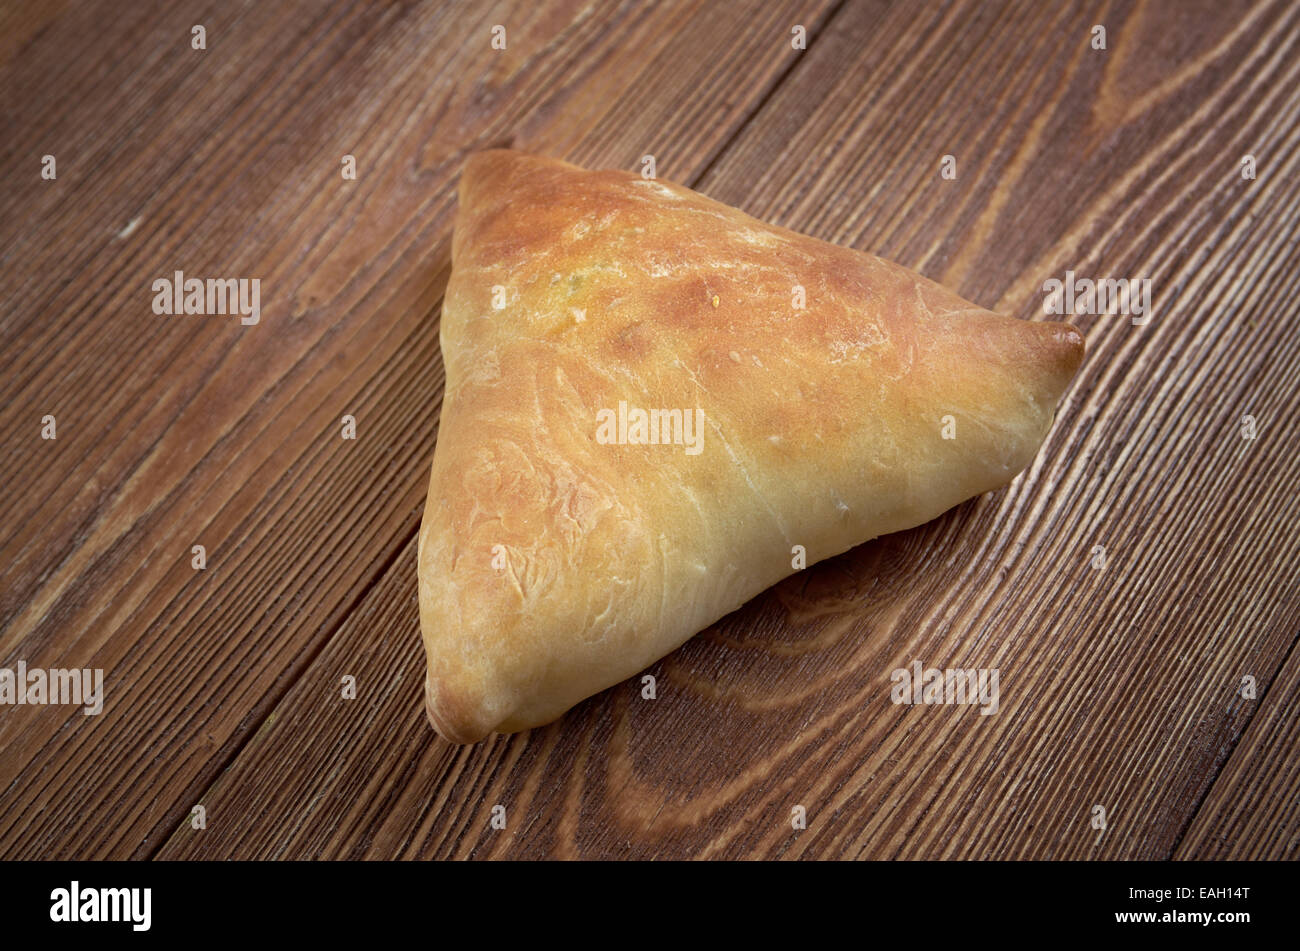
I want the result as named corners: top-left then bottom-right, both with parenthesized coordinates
top-left (419, 149), bottom-right (1083, 743)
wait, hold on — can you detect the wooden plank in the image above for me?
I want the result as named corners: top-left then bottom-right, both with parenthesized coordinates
top-left (1174, 646), bottom-right (1300, 859)
top-left (158, 0), bottom-right (1300, 859)
top-left (0, 0), bottom-right (838, 858)
top-left (695, 0), bottom-right (1300, 861)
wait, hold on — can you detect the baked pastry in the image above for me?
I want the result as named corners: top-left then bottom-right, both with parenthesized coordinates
top-left (417, 149), bottom-right (1083, 743)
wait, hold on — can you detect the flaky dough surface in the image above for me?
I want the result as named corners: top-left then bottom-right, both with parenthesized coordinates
top-left (418, 150), bottom-right (1083, 743)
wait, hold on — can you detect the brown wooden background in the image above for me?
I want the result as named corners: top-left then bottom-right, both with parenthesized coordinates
top-left (1, 0), bottom-right (1297, 860)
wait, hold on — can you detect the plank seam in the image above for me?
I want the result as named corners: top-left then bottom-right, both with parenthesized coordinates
top-left (1167, 625), bottom-right (1300, 858)
top-left (142, 0), bottom-right (859, 860)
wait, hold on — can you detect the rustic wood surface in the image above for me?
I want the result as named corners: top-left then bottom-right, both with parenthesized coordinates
top-left (1, 0), bottom-right (1296, 860)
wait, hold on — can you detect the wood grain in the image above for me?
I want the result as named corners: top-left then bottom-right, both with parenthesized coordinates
top-left (0, 0), bottom-right (839, 858)
top-left (157, 0), bottom-right (1300, 859)
top-left (1175, 643), bottom-right (1300, 859)
top-left (2, 0), bottom-right (1297, 860)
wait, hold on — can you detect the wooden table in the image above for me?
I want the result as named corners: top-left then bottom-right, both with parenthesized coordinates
top-left (2, 0), bottom-right (1297, 861)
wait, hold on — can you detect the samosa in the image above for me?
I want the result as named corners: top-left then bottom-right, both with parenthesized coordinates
top-left (417, 150), bottom-right (1083, 743)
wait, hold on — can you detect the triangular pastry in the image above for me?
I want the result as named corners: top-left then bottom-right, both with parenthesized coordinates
top-left (418, 150), bottom-right (1083, 743)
